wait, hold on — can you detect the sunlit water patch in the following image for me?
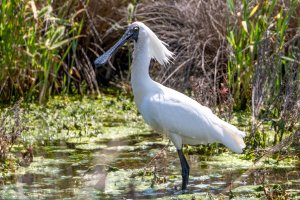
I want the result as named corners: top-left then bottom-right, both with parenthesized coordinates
top-left (1, 133), bottom-right (299, 199)
top-left (0, 96), bottom-right (299, 199)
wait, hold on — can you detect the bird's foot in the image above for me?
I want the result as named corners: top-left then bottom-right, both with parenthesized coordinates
top-left (173, 185), bottom-right (188, 194)
top-left (181, 188), bottom-right (188, 194)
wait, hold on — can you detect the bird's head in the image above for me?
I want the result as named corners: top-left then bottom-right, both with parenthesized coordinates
top-left (94, 22), bottom-right (173, 67)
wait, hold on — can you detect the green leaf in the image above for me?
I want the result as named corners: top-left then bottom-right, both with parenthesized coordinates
top-left (227, 0), bottom-right (235, 14)
top-left (48, 35), bottom-right (82, 50)
top-left (249, 3), bottom-right (260, 18)
top-left (281, 56), bottom-right (298, 64)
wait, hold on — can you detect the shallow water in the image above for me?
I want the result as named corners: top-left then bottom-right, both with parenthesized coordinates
top-left (0, 96), bottom-right (299, 199)
top-left (1, 131), bottom-right (299, 199)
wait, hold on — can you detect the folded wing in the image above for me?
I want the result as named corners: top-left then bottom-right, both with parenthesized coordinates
top-left (140, 88), bottom-right (246, 153)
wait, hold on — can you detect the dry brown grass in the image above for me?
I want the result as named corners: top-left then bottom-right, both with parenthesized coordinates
top-left (82, 0), bottom-right (133, 87)
top-left (51, 0), bottom-right (133, 94)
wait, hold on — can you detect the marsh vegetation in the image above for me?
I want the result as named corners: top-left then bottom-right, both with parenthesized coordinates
top-left (0, 0), bottom-right (299, 199)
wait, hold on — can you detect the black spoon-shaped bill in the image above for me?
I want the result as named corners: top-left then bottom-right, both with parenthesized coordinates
top-left (94, 25), bottom-right (139, 67)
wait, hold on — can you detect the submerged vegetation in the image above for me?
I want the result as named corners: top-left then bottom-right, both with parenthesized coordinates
top-left (0, 96), bottom-right (299, 198)
top-left (0, 0), bottom-right (299, 198)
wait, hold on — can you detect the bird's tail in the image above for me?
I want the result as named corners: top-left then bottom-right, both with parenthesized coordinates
top-left (219, 121), bottom-right (246, 153)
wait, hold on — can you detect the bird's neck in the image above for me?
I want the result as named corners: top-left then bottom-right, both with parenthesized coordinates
top-left (131, 39), bottom-right (157, 107)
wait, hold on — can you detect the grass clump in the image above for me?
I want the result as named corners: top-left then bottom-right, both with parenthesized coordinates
top-left (0, 99), bottom-right (27, 171)
top-left (226, 0), bottom-right (300, 146)
top-left (0, 0), bottom-right (83, 103)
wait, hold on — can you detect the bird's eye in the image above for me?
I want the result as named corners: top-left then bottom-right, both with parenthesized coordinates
top-left (133, 26), bottom-right (139, 31)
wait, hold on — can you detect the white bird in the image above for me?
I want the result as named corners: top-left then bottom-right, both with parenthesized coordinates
top-left (95, 22), bottom-right (246, 191)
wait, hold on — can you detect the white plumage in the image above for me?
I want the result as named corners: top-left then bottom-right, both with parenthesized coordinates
top-left (95, 21), bottom-right (246, 190)
top-left (130, 22), bottom-right (246, 153)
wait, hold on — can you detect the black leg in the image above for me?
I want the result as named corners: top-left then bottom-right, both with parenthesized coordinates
top-left (177, 149), bottom-right (190, 191)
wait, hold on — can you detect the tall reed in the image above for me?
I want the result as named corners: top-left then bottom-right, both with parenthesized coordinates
top-left (0, 0), bottom-right (83, 103)
top-left (226, 0), bottom-right (300, 145)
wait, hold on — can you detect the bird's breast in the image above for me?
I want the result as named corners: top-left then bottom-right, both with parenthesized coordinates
top-left (137, 93), bottom-right (165, 132)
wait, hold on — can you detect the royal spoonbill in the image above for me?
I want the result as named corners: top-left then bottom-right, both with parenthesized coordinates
top-left (94, 22), bottom-right (246, 191)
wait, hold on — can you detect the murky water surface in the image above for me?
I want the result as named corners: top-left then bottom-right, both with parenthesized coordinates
top-left (1, 131), bottom-right (299, 199)
top-left (0, 96), bottom-right (299, 199)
